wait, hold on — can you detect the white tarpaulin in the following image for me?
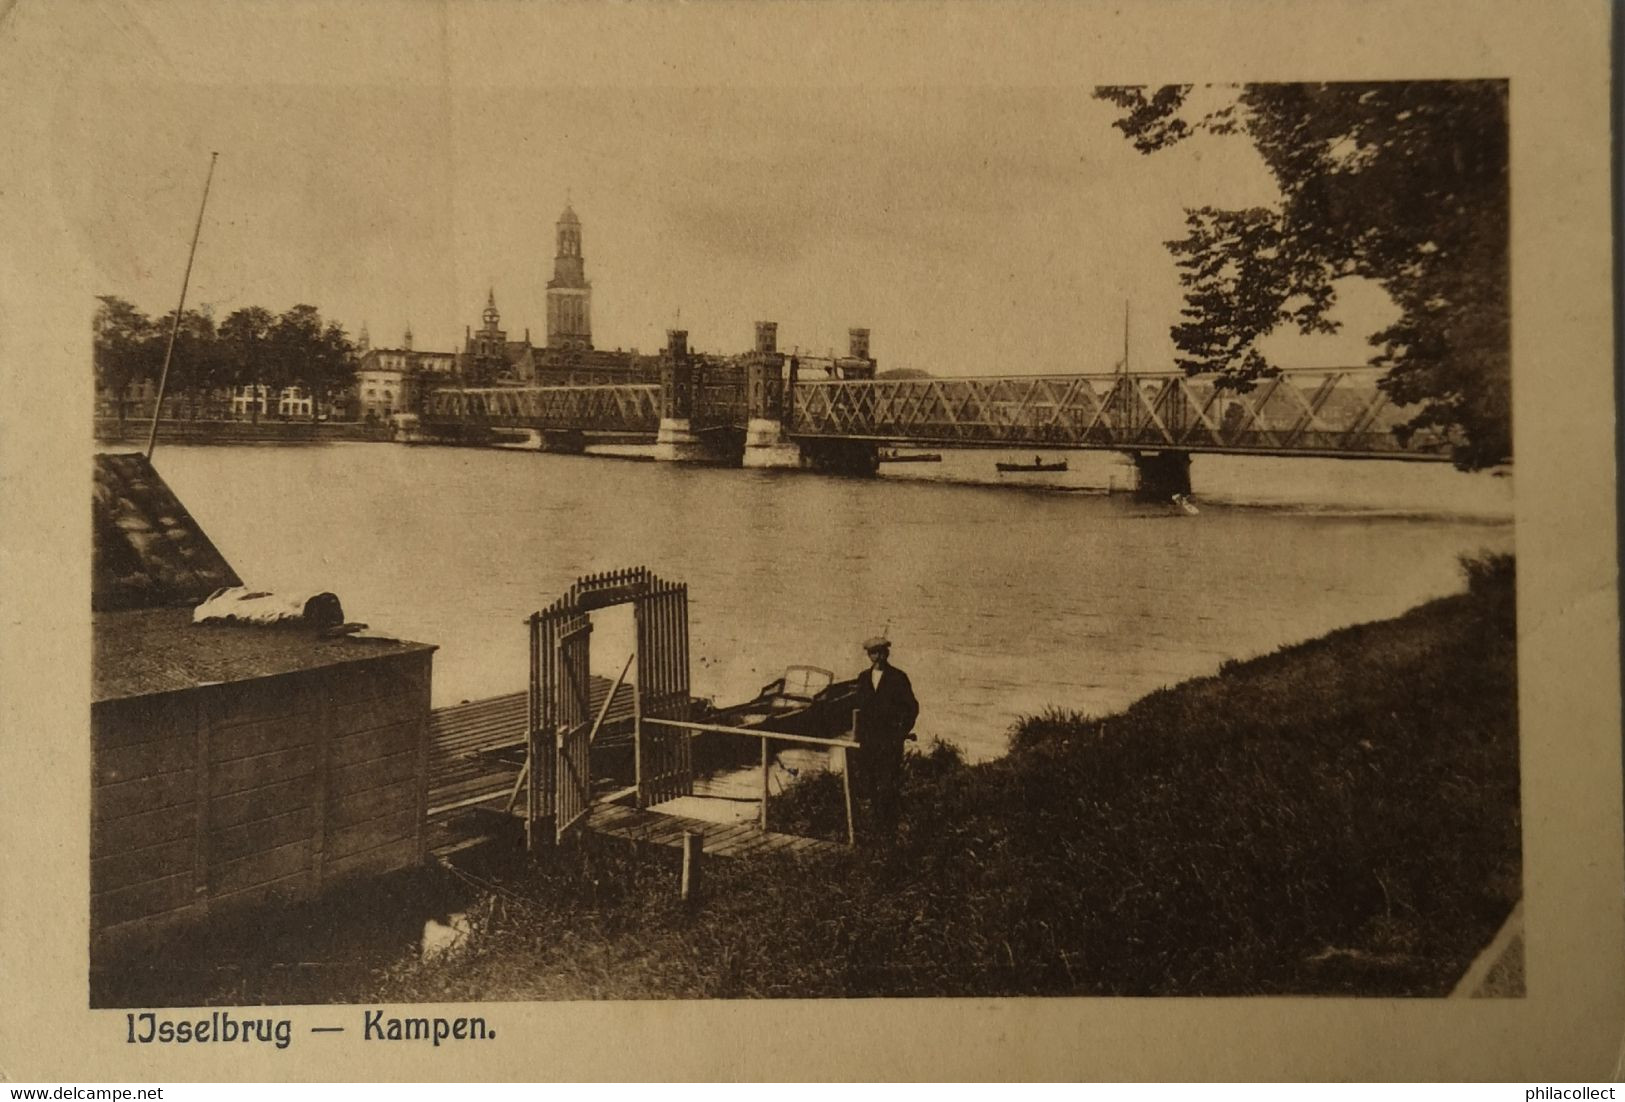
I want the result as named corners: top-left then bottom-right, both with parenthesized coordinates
top-left (192, 586), bottom-right (346, 628)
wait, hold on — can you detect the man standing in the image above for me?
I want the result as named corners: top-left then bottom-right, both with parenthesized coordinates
top-left (851, 635), bottom-right (919, 844)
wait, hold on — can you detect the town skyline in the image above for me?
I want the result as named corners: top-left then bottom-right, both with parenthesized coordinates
top-left (69, 17), bottom-right (1401, 378)
top-left (93, 169), bottom-right (1400, 376)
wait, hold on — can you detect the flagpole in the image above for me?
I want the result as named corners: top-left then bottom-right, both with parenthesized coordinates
top-left (145, 151), bottom-right (219, 460)
top-left (1122, 298), bottom-right (1131, 431)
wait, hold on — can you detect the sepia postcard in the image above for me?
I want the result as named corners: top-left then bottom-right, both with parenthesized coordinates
top-left (0, 0), bottom-right (1620, 1082)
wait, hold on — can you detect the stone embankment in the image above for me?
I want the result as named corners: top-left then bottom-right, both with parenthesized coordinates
top-left (95, 418), bottom-right (390, 446)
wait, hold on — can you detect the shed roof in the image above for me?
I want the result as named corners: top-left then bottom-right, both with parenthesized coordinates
top-left (93, 453), bottom-right (243, 611)
top-left (93, 453), bottom-right (435, 703)
top-left (94, 607), bottom-right (435, 704)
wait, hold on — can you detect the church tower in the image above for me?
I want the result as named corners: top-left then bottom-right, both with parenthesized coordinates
top-left (467, 289), bottom-right (507, 385)
top-left (478, 289), bottom-right (506, 355)
top-left (546, 202), bottom-right (593, 350)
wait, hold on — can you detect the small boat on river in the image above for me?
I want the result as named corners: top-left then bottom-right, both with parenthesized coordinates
top-left (996, 457), bottom-right (1069, 473)
top-left (879, 449), bottom-right (943, 463)
top-left (709, 665), bottom-right (859, 741)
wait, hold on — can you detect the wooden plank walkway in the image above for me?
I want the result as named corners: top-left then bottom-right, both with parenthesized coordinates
top-left (585, 803), bottom-right (848, 860)
top-left (427, 691), bottom-right (526, 818)
top-left (426, 681), bottom-right (634, 856)
top-left (426, 681), bottom-right (636, 812)
top-left (425, 685), bottom-right (846, 862)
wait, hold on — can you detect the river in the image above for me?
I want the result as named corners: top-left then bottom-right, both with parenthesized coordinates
top-left (147, 442), bottom-right (1512, 762)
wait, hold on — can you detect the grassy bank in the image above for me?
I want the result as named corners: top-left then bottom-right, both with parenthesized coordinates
top-left (101, 556), bottom-right (1518, 1004)
top-left (369, 554), bottom-right (1518, 1000)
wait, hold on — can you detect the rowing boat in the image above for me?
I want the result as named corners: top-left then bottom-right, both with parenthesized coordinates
top-left (708, 665), bottom-right (859, 741)
top-left (996, 458), bottom-right (1069, 473)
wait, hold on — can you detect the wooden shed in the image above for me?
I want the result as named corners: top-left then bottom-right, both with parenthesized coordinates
top-left (91, 454), bottom-right (436, 959)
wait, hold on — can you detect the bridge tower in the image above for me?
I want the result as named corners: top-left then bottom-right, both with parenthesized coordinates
top-left (795, 325), bottom-right (880, 475)
top-left (835, 327), bottom-right (877, 379)
top-left (654, 329), bottom-right (709, 462)
top-left (546, 202), bottom-right (593, 351)
top-left (742, 321), bottom-right (800, 469)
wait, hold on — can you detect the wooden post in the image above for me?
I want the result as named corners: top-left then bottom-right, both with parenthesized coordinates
top-left (526, 613), bottom-right (539, 853)
top-left (633, 649), bottom-right (644, 809)
top-left (842, 752), bottom-right (856, 848)
top-left (586, 652), bottom-right (635, 746)
top-left (846, 708), bottom-right (860, 847)
top-left (634, 594), bottom-right (647, 808)
top-left (759, 736), bottom-right (770, 832)
top-left (680, 830), bottom-right (703, 903)
top-left (555, 737), bottom-right (568, 846)
top-left (503, 758), bottom-right (530, 816)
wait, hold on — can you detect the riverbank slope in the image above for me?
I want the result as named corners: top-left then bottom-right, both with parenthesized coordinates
top-left (91, 556), bottom-right (1517, 1004)
top-left (370, 554), bottom-right (1518, 1000)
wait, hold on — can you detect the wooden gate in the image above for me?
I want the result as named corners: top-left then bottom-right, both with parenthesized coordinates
top-left (528, 605), bottom-right (594, 849)
top-left (552, 613), bottom-right (594, 843)
top-left (634, 575), bottom-right (694, 807)
top-left (526, 567), bottom-right (694, 848)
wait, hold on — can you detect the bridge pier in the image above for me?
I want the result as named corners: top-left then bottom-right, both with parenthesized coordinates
top-left (539, 429), bottom-right (586, 454)
top-left (742, 419), bottom-right (801, 467)
top-left (797, 438), bottom-right (880, 476)
top-left (654, 330), bottom-right (711, 463)
top-left (655, 419), bottom-right (709, 462)
top-left (741, 322), bottom-right (801, 469)
top-left (1127, 450), bottom-right (1192, 499)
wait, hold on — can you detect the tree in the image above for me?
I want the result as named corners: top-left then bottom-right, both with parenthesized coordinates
top-left (93, 296), bottom-right (158, 422)
top-left (97, 296), bottom-right (364, 423)
top-left (221, 305), bottom-right (275, 422)
top-left (1095, 82), bottom-right (1510, 469)
top-left (269, 305), bottom-right (324, 418)
top-left (158, 307), bottom-right (226, 418)
top-left (312, 321), bottom-right (357, 419)
top-left (261, 305), bottom-right (358, 419)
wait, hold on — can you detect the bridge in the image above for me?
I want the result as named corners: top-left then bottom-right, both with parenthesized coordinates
top-left (416, 325), bottom-right (1453, 495)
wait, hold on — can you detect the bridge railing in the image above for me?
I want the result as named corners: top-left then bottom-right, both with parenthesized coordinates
top-left (641, 716), bottom-right (860, 846)
top-left (422, 384), bottom-right (661, 434)
top-left (694, 376), bottom-right (746, 429)
top-left (789, 368), bottom-right (1453, 459)
top-left (418, 367), bottom-right (1456, 460)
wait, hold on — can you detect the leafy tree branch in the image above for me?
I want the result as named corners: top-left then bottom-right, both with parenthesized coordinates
top-left (1096, 81), bottom-right (1510, 468)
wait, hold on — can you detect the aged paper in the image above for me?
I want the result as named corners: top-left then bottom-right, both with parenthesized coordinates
top-left (1, 0), bottom-right (1620, 1081)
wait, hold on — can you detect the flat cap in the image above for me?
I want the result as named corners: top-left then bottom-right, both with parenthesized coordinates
top-left (862, 635), bottom-right (891, 651)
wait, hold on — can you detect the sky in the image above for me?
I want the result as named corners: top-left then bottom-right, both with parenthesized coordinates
top-left (59, 1), bottom-right (1397, 377)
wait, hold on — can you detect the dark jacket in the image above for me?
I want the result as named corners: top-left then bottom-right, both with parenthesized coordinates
top-left (852, 664), bottom-right (919, 744)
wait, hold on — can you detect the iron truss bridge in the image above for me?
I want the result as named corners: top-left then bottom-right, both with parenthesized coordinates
top-left (422, 384), bottom-right (662, 435)
top-left (421, 367), bottom-right (1451, 460)
top-left (791, 368), bottom-right (1448, 460)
